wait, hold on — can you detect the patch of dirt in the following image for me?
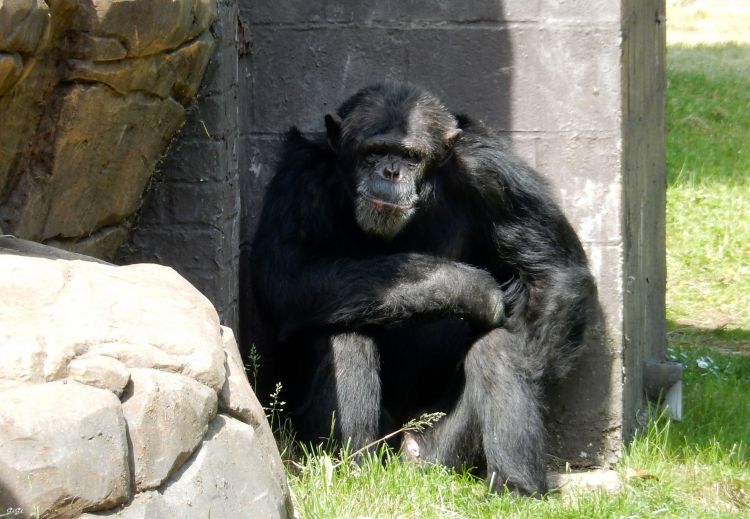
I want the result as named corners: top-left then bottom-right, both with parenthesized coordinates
top-left (669, 319), bottom-right (750, 355)
top-left (674, 314), bottom-right (740, 330)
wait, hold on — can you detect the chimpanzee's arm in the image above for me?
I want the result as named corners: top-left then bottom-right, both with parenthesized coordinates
top-left (453, 120), bottom-right (597, 379)
top-left (252, 246), bottom-right (504, 341)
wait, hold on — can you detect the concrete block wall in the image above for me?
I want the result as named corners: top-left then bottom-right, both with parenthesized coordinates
top-left (237, 0), bottom-right (667, 467)
top-left (117, 0), bottom-right (241, 331)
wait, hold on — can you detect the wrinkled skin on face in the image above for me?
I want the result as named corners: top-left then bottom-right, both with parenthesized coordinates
top-left (325, 85), bottom-right (462, 239)
top-left (351, 147), bottom-right (423, 239)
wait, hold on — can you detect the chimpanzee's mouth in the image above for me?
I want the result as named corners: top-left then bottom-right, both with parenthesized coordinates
top-left (367, 197), bottom-right (411, 212)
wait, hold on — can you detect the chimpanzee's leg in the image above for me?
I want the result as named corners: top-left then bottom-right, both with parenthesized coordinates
top-left (291, 332), bottom-right (382, 449)
top-left (402, 328), bottom-right (547, 495)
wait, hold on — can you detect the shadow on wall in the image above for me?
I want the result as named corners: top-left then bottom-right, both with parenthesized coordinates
top-left (238, 0), bottom-right (615, 467)
top-left (0, 481), bottom-right (22, 515)
top-left (545, 299), bottom-right (615, 467)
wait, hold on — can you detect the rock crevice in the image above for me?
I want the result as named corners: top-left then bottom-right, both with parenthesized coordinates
top-left (0, 0), bottom-right (216, 260)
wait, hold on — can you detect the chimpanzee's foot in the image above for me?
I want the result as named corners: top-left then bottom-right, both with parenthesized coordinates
top-left (400, 431), bottom-right (424, 463)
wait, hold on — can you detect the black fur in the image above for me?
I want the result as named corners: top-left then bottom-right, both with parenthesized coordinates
top-left (250, 82), bottom-right (596, 495)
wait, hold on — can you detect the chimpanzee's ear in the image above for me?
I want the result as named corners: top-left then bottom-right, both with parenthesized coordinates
top-left (442, 128), bottom-right (463, 146)
top-left (325, 113), bottom-right (342, 152)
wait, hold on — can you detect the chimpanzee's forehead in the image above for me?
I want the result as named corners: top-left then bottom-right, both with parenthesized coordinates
top-left (340, 90), bottom-right (454, 154)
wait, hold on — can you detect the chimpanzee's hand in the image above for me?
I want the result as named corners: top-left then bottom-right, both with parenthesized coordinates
top-left (453, 265), bottom-right (505, 329)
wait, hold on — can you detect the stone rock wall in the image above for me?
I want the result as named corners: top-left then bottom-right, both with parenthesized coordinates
top-left (0, 0), bottom-right (217, 261)
top-left (0, 237), bottom-right (292, 519)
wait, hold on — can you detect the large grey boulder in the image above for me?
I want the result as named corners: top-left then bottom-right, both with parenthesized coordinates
top-left (0, 248), bottom-right (226, 393)
top-left (0, 238), bottom-right (293, 518)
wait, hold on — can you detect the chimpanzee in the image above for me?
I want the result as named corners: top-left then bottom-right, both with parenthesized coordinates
top-left (250, 82), bottom-right (596, 496)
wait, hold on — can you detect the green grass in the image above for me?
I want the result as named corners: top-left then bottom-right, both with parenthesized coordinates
top-left (284, 7), bottom-right (750, 517)
top-left (287, 348), bottom-right (750, 518)
top-left (666, 43), bottom-right (750, 332)
top-left (667, 49), bottom-right (750, 185)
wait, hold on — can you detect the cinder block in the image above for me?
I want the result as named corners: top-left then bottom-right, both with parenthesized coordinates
top-left (162, 181), bottom-right (228, 224)
top-left (503, 133), bottom-right (539, 168)
top-left (248, 27), bottom-right (409, 133)
top-left (406, 28), bottom-right (514, 128)
top-left (322, 1), bottom-right (507, 24)
top-left (583, 243), bottom-right (625, 329)
top-left (508, 26), bottom-right (621, 132)
top-left (121, 226), bottom-right (224, 271)
top-left (241, 1), bottom-right (325, 24)
top-left (158, 138), bottom-right (228, 182)
top-left (244, 0), bottom-right (509, 25)
top-left (182, 93), bottom-right (236, 140)
top-left (238, 135), bottom-right (285, 245)
top-left (546, 332), bottom-right (624, 465)
top-left (539, 0), bottom-right (621, 24)
top-left (534, 133), bottom-right (622, 245)
top-left (502, 0), bottom-right (542, 22)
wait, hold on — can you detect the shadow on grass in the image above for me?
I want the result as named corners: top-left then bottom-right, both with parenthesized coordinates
top-left (665, 320), bottom-right (750, 461)
top-left (668, 43), bottom-right (750, 78)
top-left (667, 319), bottom-right (750, 355)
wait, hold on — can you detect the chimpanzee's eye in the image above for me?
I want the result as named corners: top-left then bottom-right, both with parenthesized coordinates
top-left (402, 153), bottom-right (421, 167)
top-left (403, 149), bottom-right (422, 162)
top-left (363, 152), bottom-right (384, 165)
top-left (402, 159), bottom-right (417, 170)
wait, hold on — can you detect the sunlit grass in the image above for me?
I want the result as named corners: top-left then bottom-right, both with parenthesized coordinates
top-left (666, 43), bottom-right (750, 331)
top-left (667, 47), bottom-right (750, 186)
top-left (667, 0), bottom-right (750, 46)
top-left (666, 183), bottom-right (750, 329)
top-left (287, 348), bottom-right (750, 518)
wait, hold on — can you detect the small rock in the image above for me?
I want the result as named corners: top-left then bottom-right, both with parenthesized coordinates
top-left (67, 33), bottom-right (214, 103)
top-left (70, 33), bottom-right (128, 61)
top-left (83, 0), bottom-right (217, 57)
top-left (159, 415), bottom-right (292, 518)
top-left (79, 491), bottom-right (169, 518)
top-left (218, 326), bottom-right (267, 428)
top-left (0, 381), bottom-right (130, 517)
top-left (0, 0), bottom-right (49, 54)
top-left (121, 368), bottom-right (217, 491)
top-left (0, 53), bottom-right (23, 95)
top-left (547, 468), bottom-right (622, 495)
top-left (68, 355), bottom-right (131, 397)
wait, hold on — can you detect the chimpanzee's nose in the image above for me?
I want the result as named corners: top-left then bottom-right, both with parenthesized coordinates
top-left (381, 165), bottom-right (400, 181)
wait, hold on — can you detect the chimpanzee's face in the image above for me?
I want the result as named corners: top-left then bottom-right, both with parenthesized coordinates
top-left (351, 139), bottom-right (426, 239)
top-left (325, 86), bottom-right (462, 239)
